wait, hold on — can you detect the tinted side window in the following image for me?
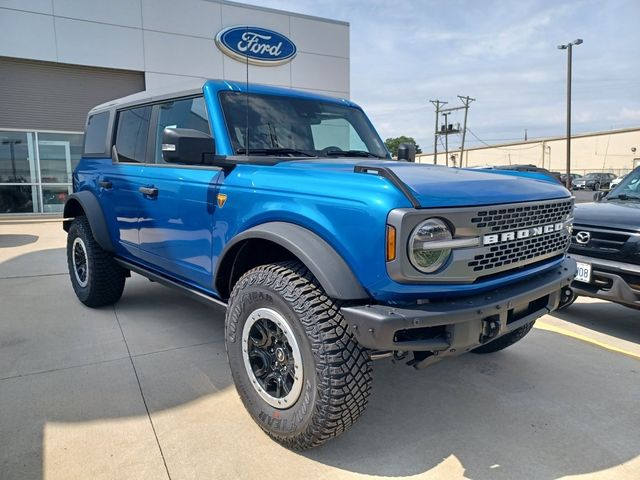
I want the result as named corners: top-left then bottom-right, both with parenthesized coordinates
top-left (154, 97), bottom-right (210, 163)
top-left (115, 106), bottom-right (152, 163)
top-left (83, 111), bottom-right (110, 156)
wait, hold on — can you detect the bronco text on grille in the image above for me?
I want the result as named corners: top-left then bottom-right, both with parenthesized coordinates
top-left (483, 222), bottom-right (565, 245)
top-left (468, 200), bottom-right (573, 275)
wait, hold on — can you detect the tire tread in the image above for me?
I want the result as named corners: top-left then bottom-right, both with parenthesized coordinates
top-left (227, 260), bottom-right (372, 450)
top-left (67, 216), bottom-right (125, 308)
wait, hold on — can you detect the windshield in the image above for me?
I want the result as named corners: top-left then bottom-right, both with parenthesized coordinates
top-left (609, 168), bottom-right (640, 199)
top-left (219, 92), bottom-right (389, 158)
top-left (583, 174), bottom-right (599, 180)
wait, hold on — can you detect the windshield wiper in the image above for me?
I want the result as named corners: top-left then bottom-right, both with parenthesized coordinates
top-left (236, 148), bottom-right (315, 157)
top-left (608, 193), bottom-right (640, 201)
top-left (324, 149), bottom-right (384, 159)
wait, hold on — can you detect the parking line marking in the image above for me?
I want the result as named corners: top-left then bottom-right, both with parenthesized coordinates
top-left (535, 321), bottom-right (640, 360)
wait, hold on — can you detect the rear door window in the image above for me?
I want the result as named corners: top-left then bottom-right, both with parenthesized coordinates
top-left (83, 111), bottom-right (110, 156)
top-left (115, 106), bottom-right (152, 163)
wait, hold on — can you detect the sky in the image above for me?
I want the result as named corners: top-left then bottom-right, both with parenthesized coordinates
top-left (239, 0), bottom-right (639, 153)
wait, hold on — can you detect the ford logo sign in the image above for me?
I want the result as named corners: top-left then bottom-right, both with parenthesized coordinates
top-left (215, 26), bottom-right (297, 66)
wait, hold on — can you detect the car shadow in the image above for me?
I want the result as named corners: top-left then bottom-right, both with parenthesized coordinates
top-left (0, 234), bottom-right (39, 248)
top-left (0, 247), bottom-right (67, 278)
top-left (1, 249), bottom-right (639, 479)
top-left (551, 298), bottom-right (640, 344)
top-left (301, 333), bottom-right (640, 479)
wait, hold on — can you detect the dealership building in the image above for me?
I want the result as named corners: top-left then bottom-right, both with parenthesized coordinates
top-left (0, 0), bottom-right (349, 214)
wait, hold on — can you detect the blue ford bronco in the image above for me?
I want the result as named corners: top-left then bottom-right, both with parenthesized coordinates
top-left (64, 80), bottom-right (576, 449)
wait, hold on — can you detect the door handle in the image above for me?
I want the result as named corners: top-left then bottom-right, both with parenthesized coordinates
top-left (139, 186), bottom-right (159, 198)
top-left (99, 180), bottom-right (112, 189)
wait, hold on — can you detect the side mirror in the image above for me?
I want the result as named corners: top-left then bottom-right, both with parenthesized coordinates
top-left (397, 143), bottom-right (416, 162)
top-left (162, 127), bottom-right (215, 164)
top-left (593, 190), bottom-right (608, 202)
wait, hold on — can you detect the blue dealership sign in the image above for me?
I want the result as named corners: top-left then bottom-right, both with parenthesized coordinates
top-left (215, 26), bottom-right (297, 66)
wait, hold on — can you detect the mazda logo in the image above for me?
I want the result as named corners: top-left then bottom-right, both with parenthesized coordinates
top-left (575, 231), bottom-right (591, 244)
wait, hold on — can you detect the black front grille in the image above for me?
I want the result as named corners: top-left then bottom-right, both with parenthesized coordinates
top-left (471, 200), bottom-right (573, 233)
top-left (469, 231), bottom-right (570, 272)
top-left (571, 229), bottom-right (630, 253)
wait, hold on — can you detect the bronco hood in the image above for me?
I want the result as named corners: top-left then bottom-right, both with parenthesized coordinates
top-left (281, 159), bottom-right (570, 208)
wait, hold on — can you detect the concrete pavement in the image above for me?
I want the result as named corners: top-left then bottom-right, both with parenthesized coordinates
top-left (1, 220), bottom-right (639, 480)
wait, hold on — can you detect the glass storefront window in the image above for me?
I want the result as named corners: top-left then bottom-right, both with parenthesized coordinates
top-left (0, 185), bottom-right (38, 213)
top-left (38, 133), bottom-right (83, 183)
top-left (0, 131), bottom-right (35, 183)
top-left (0, 130), bottom-right (83, 214)
top-left (42, 185), bottom-right (71, 213)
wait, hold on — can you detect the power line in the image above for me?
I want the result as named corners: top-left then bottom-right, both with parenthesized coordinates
top-left (466, 129), bottom-right (543, 151)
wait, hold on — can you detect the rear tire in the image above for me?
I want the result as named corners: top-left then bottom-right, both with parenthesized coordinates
top-left (593, 182), bottom-right (600, 191)
top-left (470, 321), bottom-right (535, 354)
top-left (225, 261), bottom-right (372, 450)
top-left (66, 216), bottom-right (126, 307)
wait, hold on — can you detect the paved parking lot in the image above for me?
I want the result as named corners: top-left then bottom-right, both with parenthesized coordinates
top-left (1, 220), bottom-right (639, 480)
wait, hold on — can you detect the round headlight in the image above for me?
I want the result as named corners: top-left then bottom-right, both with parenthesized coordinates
top-left (409, 218), bottom-right (452, 273)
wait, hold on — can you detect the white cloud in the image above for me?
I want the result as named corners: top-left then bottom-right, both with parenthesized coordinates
top-left (609, 108), bottom-right (640, 122)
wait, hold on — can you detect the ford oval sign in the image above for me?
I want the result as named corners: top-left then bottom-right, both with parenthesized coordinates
top-left (215, 26), bottom-right (297, 66)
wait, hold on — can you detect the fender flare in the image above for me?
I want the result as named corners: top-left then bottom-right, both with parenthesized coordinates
top-left (216, 222), bottom-right (369, 300)
top-left (63, 191), bottom-right (115, 252)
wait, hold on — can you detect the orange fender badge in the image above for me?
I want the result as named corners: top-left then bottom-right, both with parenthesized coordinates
top-left (217, 193), bottom-right (228, 208)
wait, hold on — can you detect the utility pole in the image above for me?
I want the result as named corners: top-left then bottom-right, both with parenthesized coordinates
top-left (558, 38), bottom-right (583, 189)
top-left (430, 100), bottom-right (447, 165)
top-left (457, 95), bottom-right (475, 167)
top-left (525, 129), bottom-right (528, 141)
top-left (442, 112), bottom-right (450, 166)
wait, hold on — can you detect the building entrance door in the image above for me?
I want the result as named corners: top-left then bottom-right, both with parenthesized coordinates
top-left (37, 139), bottom-right (72, 213)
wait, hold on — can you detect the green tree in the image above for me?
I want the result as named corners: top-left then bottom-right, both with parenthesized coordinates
top-left (384, 136), bottom-right (422, 157)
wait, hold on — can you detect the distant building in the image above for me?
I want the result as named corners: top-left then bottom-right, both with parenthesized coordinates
top-left (416, 126), bottom-right (640, 175)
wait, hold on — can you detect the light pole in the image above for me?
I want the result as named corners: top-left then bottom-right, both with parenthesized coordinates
top-left (558, 38), bottom-right (583, 189)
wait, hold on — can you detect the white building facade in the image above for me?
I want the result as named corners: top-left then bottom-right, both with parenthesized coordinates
top-left (0, 0), bottom-right (350, 214)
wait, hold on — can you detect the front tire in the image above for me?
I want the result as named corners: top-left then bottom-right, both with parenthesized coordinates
top-left (471, 321), bottom-right (535, 354)
top-left (66, 216), bottom-right (126, 307)
top-left (225, 261), bottom-right (372, 450)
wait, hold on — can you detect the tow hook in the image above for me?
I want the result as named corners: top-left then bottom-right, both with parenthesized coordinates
top-left (480, 317), bottom-right (500, 344)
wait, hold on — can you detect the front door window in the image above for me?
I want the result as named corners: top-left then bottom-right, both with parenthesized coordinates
top-left (154, 96), bottom-right (210, 163)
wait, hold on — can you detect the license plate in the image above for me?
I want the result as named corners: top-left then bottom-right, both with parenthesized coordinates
top-left (575, 262), bottom-right (591, 283)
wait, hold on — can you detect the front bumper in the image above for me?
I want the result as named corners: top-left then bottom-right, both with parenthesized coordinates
top-left (341, 257), bottom-right (576, 353)
top-left (570, 253), bottom-right (640, 309)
